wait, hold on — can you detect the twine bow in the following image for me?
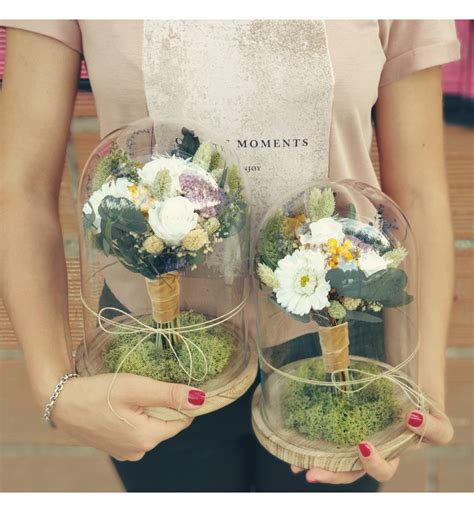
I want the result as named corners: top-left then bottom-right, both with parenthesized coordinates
top-left (80, 294), bottom-right (248, 427)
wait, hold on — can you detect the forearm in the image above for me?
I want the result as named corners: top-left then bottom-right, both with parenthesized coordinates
top-left (404, 189), bottom-right (454, 409)
top-left (1, 194), bottom-right (74, 406)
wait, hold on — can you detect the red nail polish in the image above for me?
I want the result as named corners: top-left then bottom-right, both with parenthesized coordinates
top-left (358, 442), bottom-right (371, 457)
top-left (188, 389), bottom-right (205, 406)
top-left (408, 411), bottom-right (424, 428)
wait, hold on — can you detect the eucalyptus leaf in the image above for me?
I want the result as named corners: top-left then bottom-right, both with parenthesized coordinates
top-left (326, 268), bottom-right (411, 307)
top-left (82, 205), bottom-right (96, 231)
top-left (98, 196), bottom-right (147, 235)
top-left (219, 167), bottom-right (228, 189)
top-left (345, 310), bottom-right (383, 323)
top-left (222, 203), bottom-right (248, 238)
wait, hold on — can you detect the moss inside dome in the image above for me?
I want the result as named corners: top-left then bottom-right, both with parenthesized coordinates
top-left (103, 311), bottom-right (235, 384)
top-left (282, 359), bottom-right (402, 447)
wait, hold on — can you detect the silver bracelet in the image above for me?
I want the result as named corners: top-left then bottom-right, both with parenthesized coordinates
top-left (43, 373), bottom-right (79, 428)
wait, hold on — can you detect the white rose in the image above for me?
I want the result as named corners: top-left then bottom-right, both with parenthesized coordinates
top-left (299, 217), bottom-right (345, 246)
top-left (82, 178), bottom-right (133, 233)
top-left (358, 250), bottom-right (388, 277)
top-left (148, 196), bottom-right (198, 247)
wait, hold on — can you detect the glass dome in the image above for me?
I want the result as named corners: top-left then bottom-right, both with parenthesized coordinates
top-left (251, 179), bottom-right (427, 471)
top-left (76, 117), bottom-right (257, 420)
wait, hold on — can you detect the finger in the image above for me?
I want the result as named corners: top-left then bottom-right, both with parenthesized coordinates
top-left (137, 415), bottom-right (193, 451)
top-left (305, 466), bottom-right (366, 485)
top-left (147, 416), bottom-right (193, 442)
top-left (290, 465), bottom-right (305, 474)
top-left (118, 374), bottom-right (206, 411)
top-left (358, 442), bottom-right (399, 482)
top-left (407, 410), bottom-right (454, 445)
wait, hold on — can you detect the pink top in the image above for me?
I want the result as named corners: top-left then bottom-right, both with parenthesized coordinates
top-left (1, 20), bottom-right (460, 230)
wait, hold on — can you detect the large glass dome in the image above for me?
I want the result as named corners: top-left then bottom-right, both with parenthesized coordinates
top-left (251, 179), bottom-right (426, 471)
top-left (76, 117), bottom-right (257, 420)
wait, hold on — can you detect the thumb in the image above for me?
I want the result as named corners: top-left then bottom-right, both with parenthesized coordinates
top-left (117, 374), bottom-right (206, 410)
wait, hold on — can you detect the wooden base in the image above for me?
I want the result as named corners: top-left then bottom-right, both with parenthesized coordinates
top-left (251, 356), bottom-right (426, 472)
top-left (75, 315), bottom-right (258, 421)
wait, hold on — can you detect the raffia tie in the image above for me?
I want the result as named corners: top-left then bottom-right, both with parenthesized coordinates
top-left (257, 336), bottom-right (447, 449)
top-left (80, 293), bottom-right (248, 428)
top-left (318, 323), bottom-right (350, 372)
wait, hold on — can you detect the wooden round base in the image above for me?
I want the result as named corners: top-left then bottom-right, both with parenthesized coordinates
top-left (75, 316), bottom-right (258, 422)
top-left (251, 356), bottom-right (426, 472)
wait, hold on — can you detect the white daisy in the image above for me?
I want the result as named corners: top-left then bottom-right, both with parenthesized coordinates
top-left (274, 249), bottom-right (331, 316)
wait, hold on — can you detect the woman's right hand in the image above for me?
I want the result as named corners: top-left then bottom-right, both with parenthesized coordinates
top-left (51, 373), bottom-right (205, 461)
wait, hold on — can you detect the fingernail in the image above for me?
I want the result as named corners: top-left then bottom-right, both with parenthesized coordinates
top-left (188, 389), bottom-right (205, 406)
top-left (408, 411), bottom-right (424, 428)
top-left (358, 442), bottom-right (371, 457)
top-left (306, 475), bottom-right (319, 483)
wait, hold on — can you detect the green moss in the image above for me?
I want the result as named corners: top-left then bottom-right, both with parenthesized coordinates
top-left (258, 212), bottom-right (294, 270)
top-left (103, 311), bottom-right (235, 384)
top-left (282, 359), bottom-right (402, 446)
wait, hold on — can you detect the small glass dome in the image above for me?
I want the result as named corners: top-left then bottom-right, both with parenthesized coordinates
top-left (251, 179), bottom-right (426, 471)
top-left (76, 117), bottom-right (257, 420)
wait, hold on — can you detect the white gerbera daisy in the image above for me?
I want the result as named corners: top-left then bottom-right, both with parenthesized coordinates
top-left (274, 249), bottom-right (331, 316)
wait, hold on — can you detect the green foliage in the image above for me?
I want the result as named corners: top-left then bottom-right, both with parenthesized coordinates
top-left (218, 165), bottom-right (248, 239)
top-left (93, 142), bottom-right (140, 188)
top-left (103, 311), bottom-right (235, 384)
top-left (307, 187), bottom-right (336, 221)
top-left (326, 268), bottom-right (413, 307)
top-left (192, 141), bottom-right (213, 170)
top-left (345, 310), bottom-right (383, 323)
top-left (97, 196), bottom-right (154, 277)
top-left (209, 150), bottom-right (222, 171)
top-left (172, 127), bottom-right (200, 159)
top-left (283, 359), bottom-right (402, 446)
top-left (151, 169), bottom-right (172, 200)
top-left (347, 203), bottom-right (357, 220)
top-left (257, 213), bottom-right (294, 269)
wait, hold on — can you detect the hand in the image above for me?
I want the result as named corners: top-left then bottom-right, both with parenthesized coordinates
top-left (51, 373), bottom-right (205, 461)
top-left (290, 407), bottom-right (454, 484)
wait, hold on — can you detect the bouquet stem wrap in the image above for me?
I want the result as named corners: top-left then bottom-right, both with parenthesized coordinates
top-left (146, 272), bottom-right (181, 324)
top-left (318, 322), bottom-right (350, 373)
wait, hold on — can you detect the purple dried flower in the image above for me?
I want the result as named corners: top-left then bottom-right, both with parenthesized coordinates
top-left (179, 173), bottom-right (224, 214)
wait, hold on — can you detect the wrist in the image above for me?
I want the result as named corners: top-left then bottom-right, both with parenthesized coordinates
top-left (31, 362), bottom-right (77, 408)
top-left (43, 372), bottom-right (79, 428)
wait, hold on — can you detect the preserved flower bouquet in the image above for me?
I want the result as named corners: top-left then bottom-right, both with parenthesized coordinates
top-left (79, 124), bottom-right (253, 401)
top-left (252, 183), bottom-right (420, 466)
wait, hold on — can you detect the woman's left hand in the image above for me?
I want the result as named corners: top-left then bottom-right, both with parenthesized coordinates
top-left (290, 408), bottom-right (454, 484)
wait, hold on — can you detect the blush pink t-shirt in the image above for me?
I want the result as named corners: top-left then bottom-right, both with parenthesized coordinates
top-left (1, 20), bottom-right (460, 230)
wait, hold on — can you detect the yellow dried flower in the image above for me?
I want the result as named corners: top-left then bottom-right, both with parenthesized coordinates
top-left (203, 217), bottom-right (220, 235)
top-left (342, 297), bottom-right (362, 311)
top-left (383, 246), bottom-right (408, 268)
top-left (182, 228), bottom-right (209, 251)
top-left (143, 235), bottom-right (164, 255)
